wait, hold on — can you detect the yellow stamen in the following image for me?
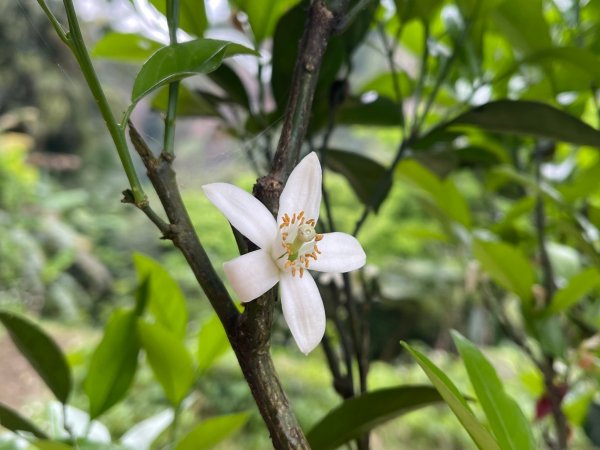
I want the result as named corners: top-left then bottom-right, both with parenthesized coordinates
top-left (292, 267), bottom-right (296, 277)
top-left (300, 268), bottom-right (304, 278)
top-left (315, 234), bottom-right (323, 241)
top-left (291, 213), bottom-right (296, 224)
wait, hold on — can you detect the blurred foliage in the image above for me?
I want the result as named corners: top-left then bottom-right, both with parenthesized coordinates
top-left (3, 0), bottom-right (600, 448)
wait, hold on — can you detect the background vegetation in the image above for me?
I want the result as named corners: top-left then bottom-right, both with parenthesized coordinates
top-left (2, 0), bottom-right (600, 448)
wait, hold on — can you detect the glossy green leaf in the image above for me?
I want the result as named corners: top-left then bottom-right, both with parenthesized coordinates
top-left (133, 253), bottom-right (188, 339)
top-left (174, 412), bottom-right (249, 450)
top-left (325, 149), bottom-right (390, 211)
top-left (233, 0), bottom-right (301, 45)
top-left (447, 100), bottom-right (600, 148)
top-left (0, 402), bottom-right (48, 439)
top-left (547, 267), bottom-right (600, 315)
top-left (151, 84), bottom-right (220, 117)
top-left (0, 311), bottom-right (71, 403)
top-left (91, 33), bottom-right (163, 62)
top-left (197, 313), bottom-right (231, 374)
top-left (149, 0), bottom-right (207, 37)
top-left (452, 331), bottom-right (536, 450)
top-left (307, 386), bottom-right (442, 450)
top-left (336, 96), bottom-right (403, 127)
top-left (401, 342), bottom-right (500, 450)
top-left (397, 160), bottom-right (472, 228)
top-left (84, 308), bottom-right (140, 419)
top-left (131, 39), bottom-right (257, 104)
top-left (473, 239), bottom-right (535, 304)
top-left (137, 320), bottom-right (195, 407)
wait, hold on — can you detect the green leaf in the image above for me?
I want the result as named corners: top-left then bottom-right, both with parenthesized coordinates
top-left (546, 267), bottom-right (600, 315)
top-left (447, 100), bottom-right (600, 148)
top-left (473, 239), bottom-right (535, 304)
top-left (0, 402), bottom-right (48, 439)
top-left (233, 0), bottom-right (301, 45)
top-left (396, 160), bottom-right (472, 228)
top-left (336, 96), bottom-right (403, 127)
top-left (307, 386), bottom-right (442, 450)
top-left (451, 331), bottom-right (536, 450)
top-left (91, 33), bottom-right (163, 62)
top-left (0, 311), bottom-right (71, 403)
top-left (133, 253), bottom-right (188, 339)
top-left (174, 412), bottom-right (249, 450)
top-left (512, 47), bottom-right (600, 92)
top-left (197, 313), bottom-right (231, 374)
top-left (33, 442), bottom-right (72, 450)
top-left (84, 308), bottom-right (140, 419)
top-left (149, 0), bottom-right (207, 37)
top-left (137, 320), bottom-right (195, 407)
top-left (394, 0), bottom-right (444, 23)
top-left (324, 149), bottom-right (390, 211)
top-left (131, 39), bottom-right (257, 104)
top-left (207, 64), bottom-right (251, 109)
top-left (401, 342), bottom-right (500, 450)
top-left (491, 0), bottom-right (551, 53)
top-left (151, 84), bottom-right (220, 117)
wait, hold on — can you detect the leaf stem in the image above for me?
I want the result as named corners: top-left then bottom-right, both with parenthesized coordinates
top-left (61, 0), bottom-right (146, 204)
top-left (36, 0), bottom-right (69, 44)
top-left (163, 0), bottom-right (181, 156)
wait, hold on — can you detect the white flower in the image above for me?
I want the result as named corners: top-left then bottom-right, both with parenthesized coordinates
top-left (202, 152), bottom-right (366, 354)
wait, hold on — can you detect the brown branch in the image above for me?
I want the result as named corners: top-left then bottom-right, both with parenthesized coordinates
top-left (267, 0), bottom-right (337, 186)
top-left (128, 122), bottom-right (306, 448)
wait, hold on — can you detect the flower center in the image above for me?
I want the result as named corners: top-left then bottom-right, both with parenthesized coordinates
top-left (278, 211), bottom-right (323, 277)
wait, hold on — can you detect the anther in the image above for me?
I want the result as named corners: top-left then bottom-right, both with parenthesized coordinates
top-left (315, 234), bottom-right (323, 241)
top-left (300, 268), bottom-right (304, 278)
top-left (292, 267), bottom-right (296, 277)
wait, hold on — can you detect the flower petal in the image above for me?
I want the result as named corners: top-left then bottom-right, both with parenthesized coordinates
top-left (224, 249), bottom-right (280, 303)
top-left (309, 232), bottom-right (366, 273)
top-left (203, 183), bottom-right (276, 249)
top-left (280, 273), bottom-right (326, 355)
top-left (278, 152), bottom-right (322, 224)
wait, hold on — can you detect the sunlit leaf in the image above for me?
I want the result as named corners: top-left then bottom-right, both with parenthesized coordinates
top-left (91, 33), bottom-right (163, 62)
top-left (546, 267), bottom-right (600, 315)
top-left (0, 311), bottom-right (71, 403)
top-left (137, 320), bottom-right (195, 407)
top-left (131, 39), bottom-right (257, 104)
top-left (232, 0), bottom-right (301, 45)
top-left (0, 402), bottom-right (48, 439)
top-left (452, 331), bottom-right (536, 450)
top-left (84, 308), bottom-right (140, 419)
top-left (473, 239), bottom-right (535, 304)
top-left (397, 160), bottom-right (472, 228)
top-left (133, 253), bottom-right (187, 339)
top-left (491, 0), bottom-right (551, 53)
top-left (149, 0), bottom-right (207, 37)
top-left (307, 386), bottom-right (442, 450)
top-left (197, 313), bottom-right (231, 374)
top-left (174, 412), bottom-right (249, 450)
top-left (401, 342), bottom-right (500, 450)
